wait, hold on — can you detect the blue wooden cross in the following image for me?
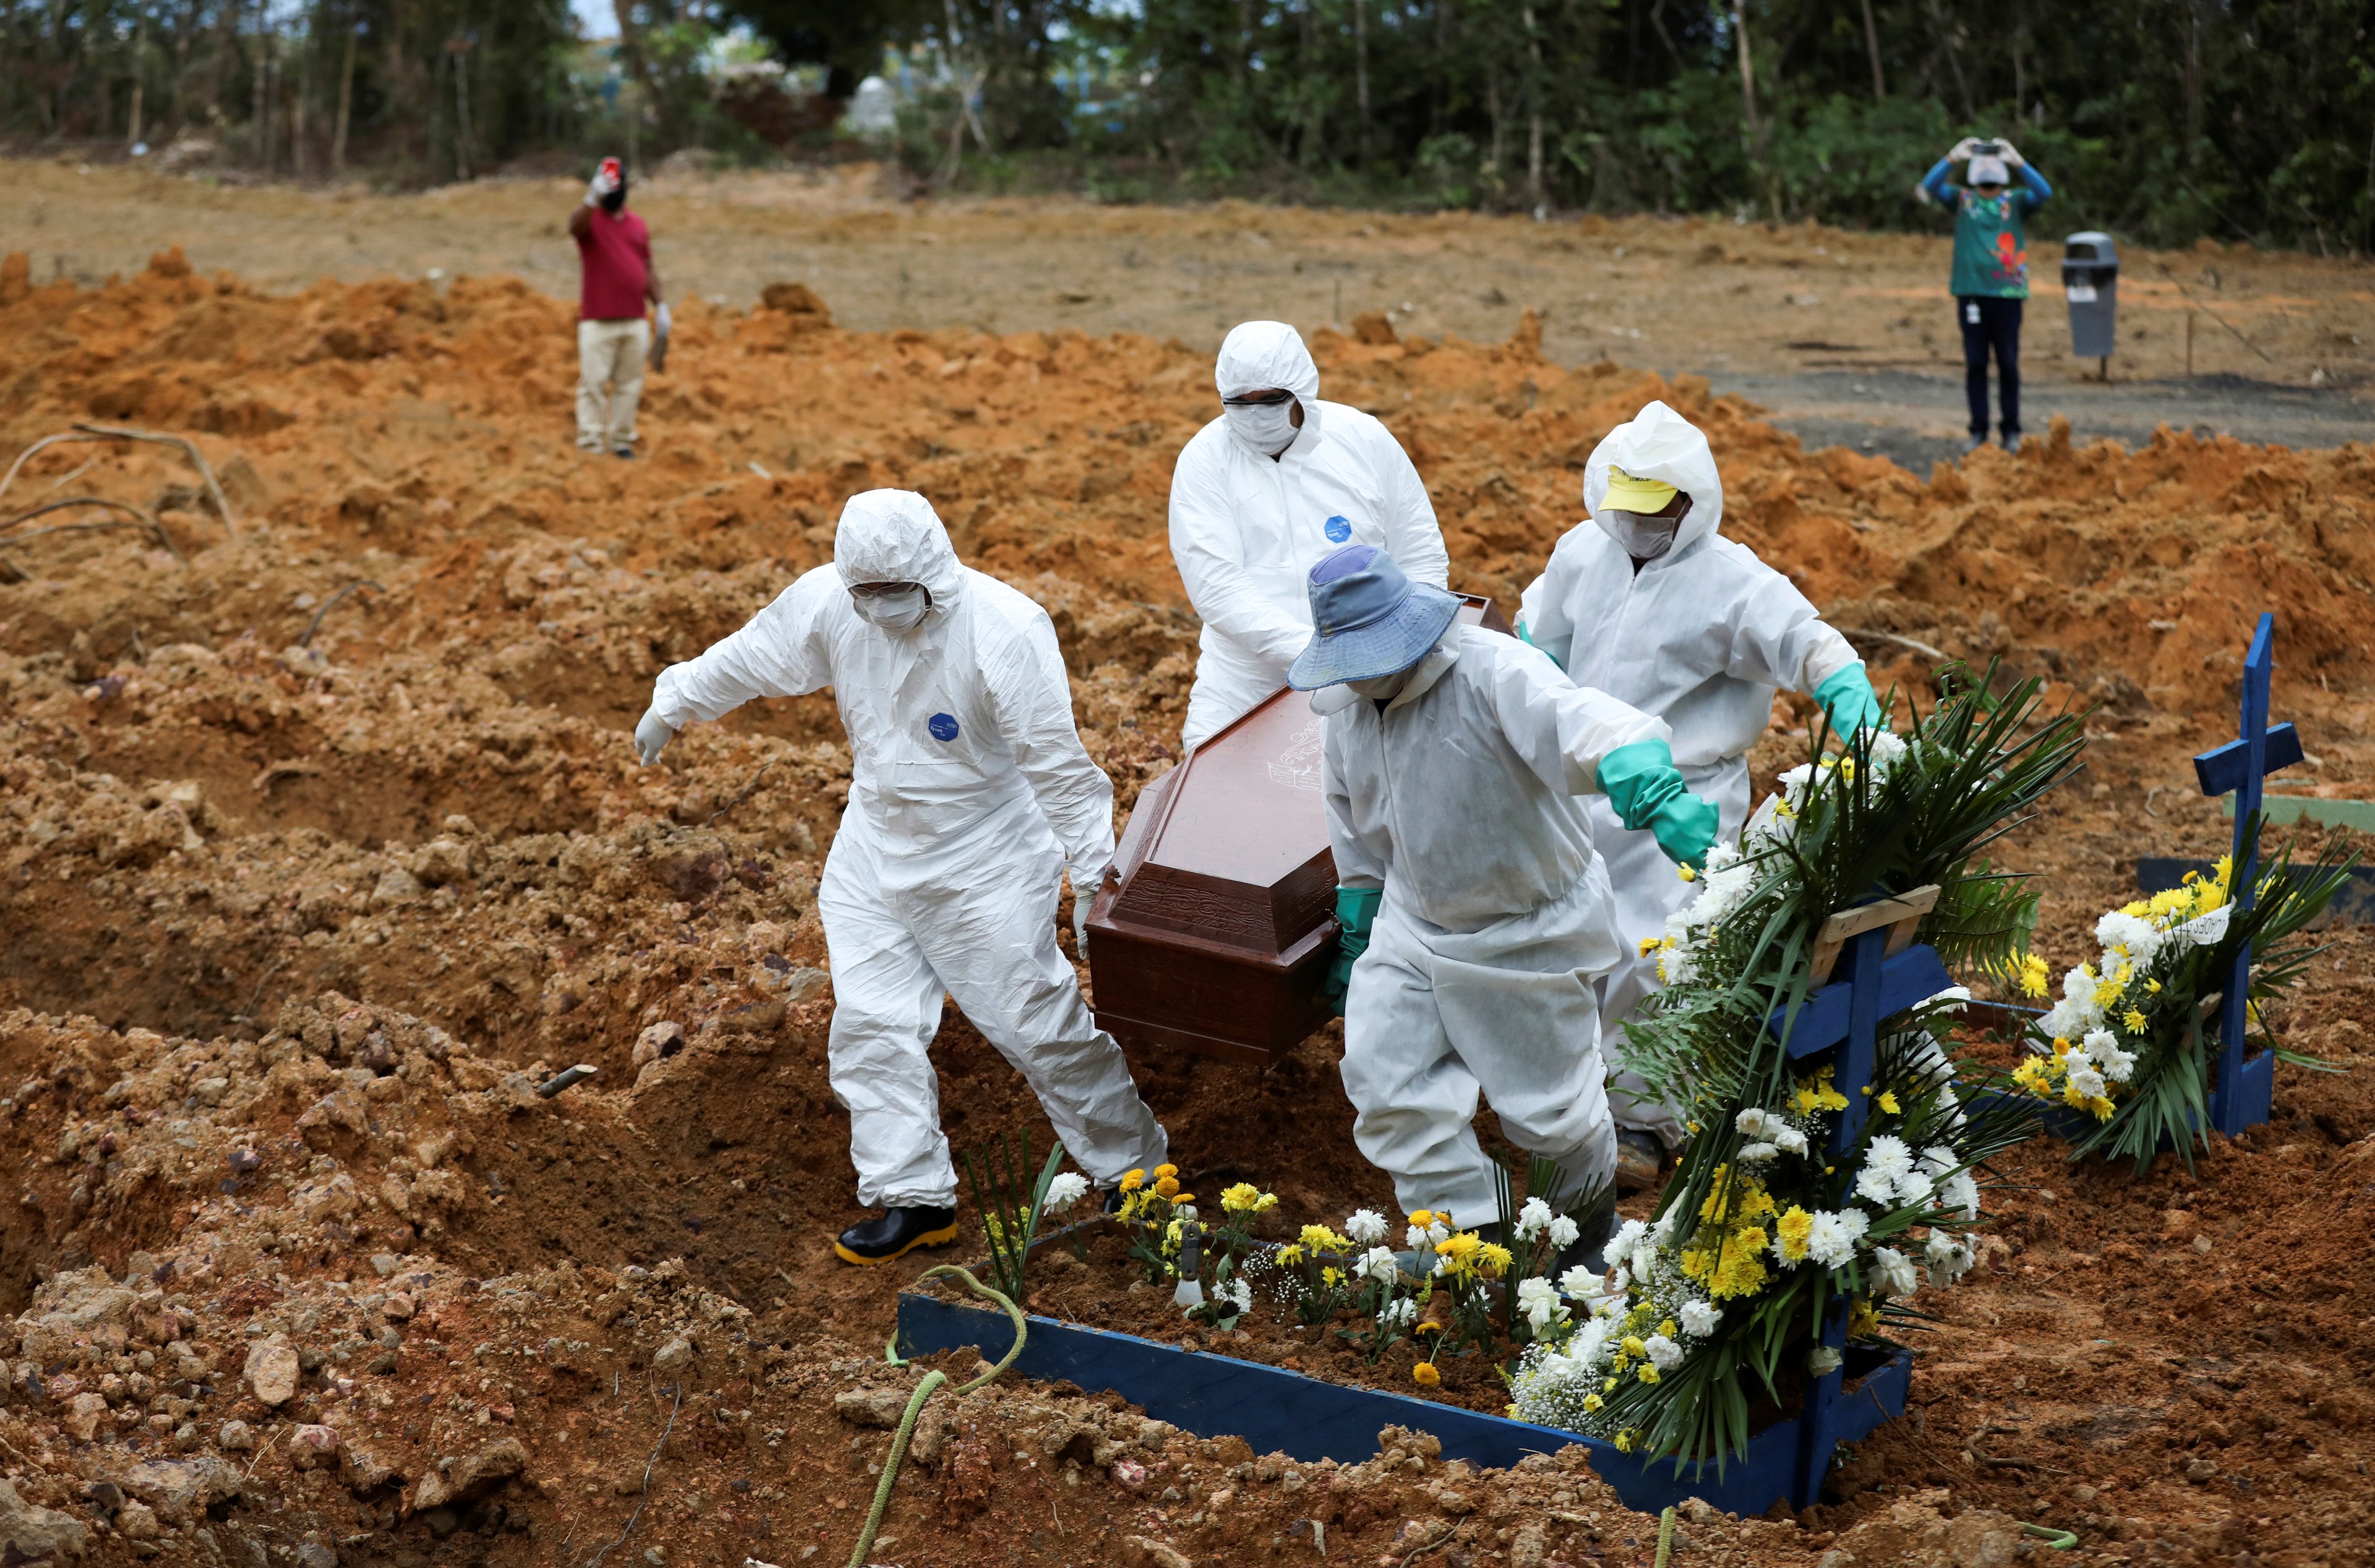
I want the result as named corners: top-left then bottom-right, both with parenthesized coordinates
top-left (1769, 924), bottom-right (1947, 1509)
top-left (2188, 612), bottom-right (2303, 1136)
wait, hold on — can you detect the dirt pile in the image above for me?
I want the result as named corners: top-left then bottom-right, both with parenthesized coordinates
top-left (0, 251), bottom-right (2371, 1566)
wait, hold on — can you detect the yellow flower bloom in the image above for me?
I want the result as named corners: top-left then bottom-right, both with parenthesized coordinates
top-left (1276, 1244), bottom-right (1305, 1268)
top-left (1477, 1242), bottom-right (1515, 1277)
top-left (2018, 954), bottom-right (2050, 999)
top-left (1638, 1363), bottom-right (1661, 1384)
top-left (1412, 1362), bottom-right (1440, 1387)
top-left (1320, 1267), bottom-right (1342, 1287)
top-left (2086, 1095), bottom-right (2116, 1122)
top-left (1614, 1431), bottom-right (1636, 1454)
top-left (2011, 1058), bottom-right (2052, 1095)
top-left (2147, 979), bottom-right (2162, 994)
top-left (1677, 864), bottom-right (1698, 882)
top-left (1300, 1224), bottom-right (1351, 1252)
top-left (1877, 1091), bottom-right (1901, 1115)
top-left (1656, 1319), bottom-right (1679, 1340)
top-left (1153, 1176), bottom-right (1181, 1198)
top-left (1408, 1209), bottom-right (1436, 1229)
top-left (1774, 1206), bottom-right (1814, 1263)
top-left (2120, 899), bottom-right (2149, 918)
top-left (1603, 1377), bottom-right (1619, 1393)
top-left (2125, 1008), bottom-right (2148, 1034)
top-left (1621, 1336), bottom-right (1647, 1358)
top-left (1638, 935), bottom-right (1663, 957)
top-left (1173, 1192), bottom-right (1196, 1205)
top-left (1153, 1164), bottom-right (1178, 1179)
top-left (1847, 1297), bottom-right (1880, 1339)
top-left (1582, 1393), bottom-right (1604, 1413)
top-left (1119, 1169), bottom-right (1145, 1193)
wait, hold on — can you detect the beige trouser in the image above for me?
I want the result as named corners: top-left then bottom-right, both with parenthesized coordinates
top-left (576, 317), bottom-right (648, 448)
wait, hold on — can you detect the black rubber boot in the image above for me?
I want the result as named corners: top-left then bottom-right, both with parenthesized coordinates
top-left (1614, 1129), bottom-right (1668, 1195)
top-left (1103, 1186), bottom-right (1126, 1215)
top-left (832, 1204), bottom-right (959, 1267)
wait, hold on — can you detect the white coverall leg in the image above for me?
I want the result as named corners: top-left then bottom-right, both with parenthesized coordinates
top-left (821, 816), bottom-right (1166, 1210)
top-left (1340, 876), bottom-right (1619, 1233)
top-left (1593, 756), bottom-right (1751, 1146)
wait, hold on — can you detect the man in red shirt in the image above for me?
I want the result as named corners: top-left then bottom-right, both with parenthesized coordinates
top-left (568, 158), bottom-right (669, 458)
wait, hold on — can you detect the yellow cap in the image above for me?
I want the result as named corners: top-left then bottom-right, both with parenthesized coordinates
top-left (1602, 465), bottom-right (1680, 513)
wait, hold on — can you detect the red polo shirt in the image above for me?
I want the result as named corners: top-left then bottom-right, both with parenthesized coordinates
top-left (577, 208), bottom-right (651, 322)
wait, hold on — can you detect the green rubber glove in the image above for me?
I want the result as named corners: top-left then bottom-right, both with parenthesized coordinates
top-left (1599, 738), bottom-right (1719, 872)
top-left (1514, 618), bottom-right (1564, 671)
top-left (1813, 662), bottom-right (1885, 736)
top-left (1324, 885), bottom-right (1382, 1015)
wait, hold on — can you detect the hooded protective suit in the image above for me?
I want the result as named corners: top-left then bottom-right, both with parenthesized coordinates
top-left (1319, 623), bottom-right (1671, 1229)
top-left (1518, 402), bottom-right (1862, 1142)
top-left (647, 490), bottom-right (1166, 1207)
top-left (1169, 322), bottom-right (1450, 748)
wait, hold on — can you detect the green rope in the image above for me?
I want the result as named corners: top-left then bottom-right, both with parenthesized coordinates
top-left (2021, 1523), bottom-right (2080, 1550)
top-left (846, 1266), bottom-right (1029, 1568)
top-left (1653, 1506), bottom-right (1677, 1568)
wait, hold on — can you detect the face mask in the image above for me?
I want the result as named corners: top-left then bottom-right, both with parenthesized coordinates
top-left (1593, 508), bottom-right (1680, 562)
top-left (1346, 667), bottom-right (1414, 702)
top-left (1223, 399), bottom-right (1299, 456)
top-left (850, 586), bottom-right (929, 632)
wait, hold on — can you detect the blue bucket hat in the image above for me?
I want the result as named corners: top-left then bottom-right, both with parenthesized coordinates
top-left (1286, 544), bottom-right (1463, 691)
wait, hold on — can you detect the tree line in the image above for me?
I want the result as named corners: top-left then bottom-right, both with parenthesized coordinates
top-left (6, 0), bottom-right (2370, 252)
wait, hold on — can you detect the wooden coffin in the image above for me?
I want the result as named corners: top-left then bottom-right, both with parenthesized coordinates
top-left (1088, 594), bottom-right (1512, 1067)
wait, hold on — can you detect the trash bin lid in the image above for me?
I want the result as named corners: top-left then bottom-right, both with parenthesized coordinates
top-left (2063, 231), bottom-right (2118, 266)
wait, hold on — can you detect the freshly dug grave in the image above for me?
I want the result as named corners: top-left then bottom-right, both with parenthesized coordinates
top-left (0, 247), bottom-right (2370, 1566)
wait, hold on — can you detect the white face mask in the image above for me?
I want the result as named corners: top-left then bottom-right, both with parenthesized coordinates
top-left (850, 586), bottom-right (930, 632)
top-left (1345, 667), bottom-right (1414, 702)
top-left (1593, 508), bottom-right (1681, 562)
top-left (1223, 399), bottom-right (1299, 457)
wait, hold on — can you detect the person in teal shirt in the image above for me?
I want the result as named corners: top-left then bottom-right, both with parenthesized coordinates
top-left (1920, 138), bottom-right (2052, 451)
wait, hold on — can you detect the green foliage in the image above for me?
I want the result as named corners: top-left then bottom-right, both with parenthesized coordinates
top-left (961, 1130), bottom-right (1067, 1305)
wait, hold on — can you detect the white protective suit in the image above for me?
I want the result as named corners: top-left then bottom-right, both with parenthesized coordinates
top-left (1517, 401), bottom-right (1860, 1142)
top-left (1170, 322), bottom-right (1451, 749)
top-left (1319, 623), bottom-right (1671, 1230)
top-left (647, 490), bottom-right (1167, 1208)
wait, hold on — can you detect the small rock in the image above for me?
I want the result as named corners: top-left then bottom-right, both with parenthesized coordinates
top-left (370, 1253), bottom-right (403, 1277)
top-left (1124, 1536), bottom-right (1193, 1568)
top-left (1110, 1457), bottom-right (1148, 1490)
top-left (652, 1336), bottom-right (695, 1373)
top-left (228, 1148), bottom-right (262, 1176)
top-left (296, 1545), bottom-right (337, 1568)
top-left (289, 1424), bottom-right (340, 1470)
top-left (2185, 1457), bottom-right (2220, 1483)
top-left (834, 1387), bottom-right (910, 1429)
top-left (218, 1421), bottom-right (255, 1452)
top-left (64, 1391), bottom-right (109, 1441)
top-left (1510, 1522), bottom-right (1547, 1568)
top-left (1681, 1498), bottom-right (1720, 1525)
top-left (122, 1251), bottom-right (160, 1284)
top-left (632, 1022), bottom-right (686, 1069)
top-left (117, 1500), bottom-right (161, 1541)
top-left (1434, 1488), bottom-right (1473, 1516)
top-left (244, 1334), bottom-right (301, 1405)
top-left (1818, 1552), bottom-right (1859, 1568)
top-left (370, 867), bottom-right (423, 909)
top-left (0, 1478), bottom-right (88, 1561)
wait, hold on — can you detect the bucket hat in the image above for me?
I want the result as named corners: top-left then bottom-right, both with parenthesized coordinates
top-left (1286, 544), bottom-right (1462, 691)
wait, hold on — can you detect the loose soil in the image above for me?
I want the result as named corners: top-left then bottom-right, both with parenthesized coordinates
top-left (0, 232), bottom-right (2369, 1567)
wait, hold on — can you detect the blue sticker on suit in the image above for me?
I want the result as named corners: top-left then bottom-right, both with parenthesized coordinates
top-left (928, 713), bottom-right (960, 741)
top-left (1324, 514), bottom-right (1353, 542)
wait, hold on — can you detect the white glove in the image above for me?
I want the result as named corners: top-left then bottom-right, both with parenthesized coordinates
top-left (586, 158), bottom-right (622, 207)
top-left (1948, 137), bottom-right (1981, 161)
top-left (1996, 140), bottom-right (2024, 168)
top-left (1071, 864), bottom-right (1106, 958)
top-left (649, 302), bottom-right (671, 373)
top-left (634, 707), bottom-right (676, 766)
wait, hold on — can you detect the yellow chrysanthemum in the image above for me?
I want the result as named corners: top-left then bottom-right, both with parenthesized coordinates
top-left (2017, 954), bottom-right (2050, 999)
top-left (1638, 935), bottom-right (1663, 957)
top-left (1301, 1224), bottom-right (1351, 1252)
top-left (1478, 1242), bottom-right (1515, 1277)
top-left (1276, 1244), bottom-right (1305, 1268)
top-left (1581, 1393), bottom-right (1604, 1413)
top-left (1153, 1175), bottom-right (1181, 1198)
top-left (1847, 1297), bottom-right (1881, 1338)
top-left (1412, 1362), bottom-right (1439, 1387)
top-left (1614, 1431), bottom-right (1636, 1454)
top-left (1408, 1209), bottom-right (1436, 1229)
top-left (1119, 1169), bottom-right (1145, 1193)
top-left (1620, 1336), bottom-right (1647, 1358)
top-left (1320, 1267), bottom-right (1342, 1287)
top-left (2125, 1008), bottom-right (2148, 1034)
top-left (1153, 1164), bottom-right (1178, 1179)
top-left (1877, 1090), bottom-right (1901, 1115)
top-left (1638, 1363), bottom-right (1661, 1384)
top-left (1774, 1206), bottom-right (1814, 1263)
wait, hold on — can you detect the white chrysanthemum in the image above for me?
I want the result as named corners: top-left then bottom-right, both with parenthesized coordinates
top-left (2095, 910), bottom-right (2162, 968)
top-left (1572, 1313), bottom-right (1614, 1364)
top-left (1648, 1210), bottom-right (1679, 1246)
top-left (1871, 1246), bottom-right (1919, 1297)
top-left (1854, 1166), bottom-right (1898, 1206)
top-left (1924, 985), bottom-right (1974, 1012)
top-left (1805, 1208), bottom-right (1868, 1268)
top-left (2067, 1064), bottom-right (2108, 1099)
top-left (2095, 1039), bottom-right (2137, 1083)
top-left (1547, 1214), bottom-right (1581, 1250)
top-left (1736, 1107), bottom-right (1779, 1138)
top-left (1556, 1264), bottom-right (1603, 1300)
top-left (1866, 730), bottom-right (1909, 778)
top-left (1920, 1144), bottom-right (1959, 1176)
top-left (1221, 1277), bottom-right (1254, 1314)
top-left (1643, 1334), bottom-right (1684, 1371)
top-left (1896, 1169), bottom-right (1935, 1207)
top-left (1515, 1277), bottom-right (1565, 1331)
top-left (1043, 1172), bottom-right (1090, 1210)
top-left (1358, 1246), bottom-right (1400, 1285)
top-left (1679, 1300), bottom-right (1721, 1337)
top-left (1609, 1219), bottom-right (1649, 1263)
top-left (1941, 1170), bottom-right (1980, 1222)
top-left (1739, 1141), bottom-right (1781, 1164)
top-left (1925, 1229), bottom-right (1974, 1284)
top-left (1344, 1209), bottom-right (1387, 1246)
top-left (1515, 1197), bottom-right (1556, 1241)
top-left (1773, 1127), bottom-right (1810, 1157)
top-left (1379, 1297), bottom-right (1416, 1329)
top-left (1863, 1135), bottom-right (1914, 1180)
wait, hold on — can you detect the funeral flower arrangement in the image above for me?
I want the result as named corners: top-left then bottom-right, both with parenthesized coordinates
top-left (1510, 668), bottom-right (2087, 1464)
top-left (2016, 825), bottom-right (2355, 1172)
